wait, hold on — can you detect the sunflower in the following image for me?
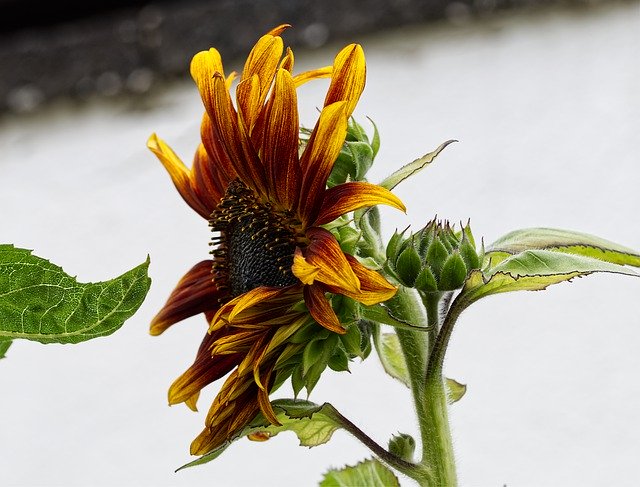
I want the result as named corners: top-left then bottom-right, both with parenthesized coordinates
top-left (148, 25), bottom-right (405, 455)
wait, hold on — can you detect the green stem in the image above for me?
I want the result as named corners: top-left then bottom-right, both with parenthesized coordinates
top-left (388, 287), bottom-right (457, 486)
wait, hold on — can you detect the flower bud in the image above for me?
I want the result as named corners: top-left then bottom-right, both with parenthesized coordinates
top-left (388, 433), bottom-right (416, 462)
top-left (387, 218), bottom-right (482, 292)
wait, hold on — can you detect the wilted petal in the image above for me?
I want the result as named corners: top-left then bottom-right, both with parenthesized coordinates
top-left (168, 331), bottom-right (240, 407)
top-left (315, 182), bottom-right (406, 225)
top-left (150, 260), bottom-right (221, 336)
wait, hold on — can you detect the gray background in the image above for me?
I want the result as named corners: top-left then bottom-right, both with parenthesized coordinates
top-left (1, 2), bottom-right (639, 485)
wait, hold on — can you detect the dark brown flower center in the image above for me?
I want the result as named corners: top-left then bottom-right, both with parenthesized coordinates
top-left (210, 180), bottom-right (298, 297)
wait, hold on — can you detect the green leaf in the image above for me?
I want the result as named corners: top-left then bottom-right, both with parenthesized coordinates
top-left (178, 399), bottom-right (345, 471)
top-left (0, 245), bottom-right (151, 344)
top-left (320, 458), bottom-right (400, 487)
top-left (379, 140), bottom-right (456, 191)
top-left (373, 331), bottom-right (410, 387)
top-left (487, 228), bottom-right (640, 267)
top-left (462, 249), bottom-right (638, 304)
top-left (0, 337), bottom-right (11, 359)
top-left (362, 303), bottom-right (429, 332)
top-left (446, 377), bottom-right (467, 404)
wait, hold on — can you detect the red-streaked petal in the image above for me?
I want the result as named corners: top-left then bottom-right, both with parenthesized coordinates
top-left (324, 44), bottom-right (366, 118)
top-left (211, 286), bottom-right (289, 326)
top-left (293, 66), bottom-right (332, 87)
top-left (292, 248), bottom-right (319, 285)
top-left (304, 284), bottom-right (346, 334)
top-left (315, 182), bottom-right (406, 225)
top-left (200, 112), bottom-right (237, 181)
top-left (298, 101), bottom-right (348, 224)
top-left (150, 260), bottom-right (221, 336)
top-left (147, 133), bottom-right (210, 218)
top-left (292, 227), bottom-right (360, 294)
top-left (261, 68), bottom-right (300, 210)
top-left (235, 74), bottom-right (262, 134)
top-left (168, 332), bottom-right (241, 406)
top-left (191, 144), bottom-right (228, 213)
top-left (325, 254), bottom-right (398, 305)
top-left (208, 72), bottom-right (268, 195)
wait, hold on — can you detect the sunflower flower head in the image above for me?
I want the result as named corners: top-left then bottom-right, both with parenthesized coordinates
top-left (148, 25), bottom-right (405, 456)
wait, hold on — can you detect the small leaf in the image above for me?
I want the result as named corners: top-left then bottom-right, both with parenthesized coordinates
top-left (379, 140), bottom-right (456, 191)
top-left (487, 228), bottom-right (640, 267)
top-left (320, 458), bottom-right (400, 487)
top-left (462, 249), bottom-right (638, 304)
top-left (178, 400), bottom-right (345, 471)
top-left (373, 331), bottom-right (410, 387)
top-left (446, 377), bottom-right (467, 404)
top-left (0, 337), bottom-right (11, 359)
top-left (0, 245), bottom-right (151, 344)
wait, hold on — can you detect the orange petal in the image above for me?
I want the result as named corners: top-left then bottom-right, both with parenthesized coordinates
top-left (266, 24), bottom-right (291, 37)
top-left (199, 112), bottom-right (237, 181)
top-left (261, 68), bottom-right (301, 210)
top-left (147, 133), bottom-right (210, 219)
top-left (168, 332), bottom-right (240, 406)
top-left (293, 66), bottom-right (332, 87)
top-left (325, 254), bottom-right (398, 305)
top-left (304, 284), bottom-right (346, 334)
top-left (191, 143), bottom-right (230, 214)
top-left (280, 46), bottom-right (294, 72)
top-left (293, 228), bottom-right (360, 294)
top-left (190, 48), bottom-right (225, 86)
top-left (298, 101), bottom-right (349, 224)
top-left (221, 286), bottom-right (289, 323)
top-left (292, 248), bottom-right (320, 285)
top-left (150, 260), bottom-right (221, 336)
top-left (235, 74), bottom-right (262, 134)
top-left (315, 182), bottom-right (406, 225)
top-left (324, 44), bottom-right (366, 118)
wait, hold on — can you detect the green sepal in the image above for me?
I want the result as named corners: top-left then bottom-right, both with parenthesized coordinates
top-left (320, 458), bottom-right (400, 487)
top-left (373, 329), bottom-right (410, 387)
top-left (395, 244), bottom-right (422, 287)
top-left (386, 228), bottom-right (408, 265)
top-left (337, 225), bottom-right (361, 255)
top-left (426, 238), bottom-right (449, 276)
top-left (0, 245), bottom-right (151, 345)
top-left (414, 266), bottom-right (439, 293)
top-left (340, 322), bottom-right (364, 358)
top-left (439, 251), bottom-right (468, 291)
top-left (388, 433), bottom-right (416, 462)
top-left (327, 347), bottom-right (350, 372)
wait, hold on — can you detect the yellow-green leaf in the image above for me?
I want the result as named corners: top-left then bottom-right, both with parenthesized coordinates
top-left (320, 458), bottom-right (400, 487)
top-left (487, 228), bottom-right (640, 267)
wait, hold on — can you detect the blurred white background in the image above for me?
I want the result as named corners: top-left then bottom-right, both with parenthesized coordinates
top-left (1, 2), bottom-right (639, 485)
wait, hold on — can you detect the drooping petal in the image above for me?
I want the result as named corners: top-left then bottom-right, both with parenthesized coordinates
top-left (325, 254), bottom-right (398, 305)
top-left (314, 181), bottom-right (406, 225)
top-left (292, 248), bottom-right (320, 285)
top-left (147, 133), bottom-right (210, 218)
top-left (298, 101), bottom-right (349, 225)
top-left (150, 260), bottom-right (221, 336)
top-left (292, 227), bottom-right (360, 294)
top-left (303, 284), bottom-right (346, 334)
top-left (168, 332), bottom-right (241, 407)
top-left (261, 68), bottom-right (300, 210)
top-left (324, 43), bottom-right (366, 118)
top-left (293, 65), bottom-right (332, 87)
top-left (211, 286), bottom-right (290, 327)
